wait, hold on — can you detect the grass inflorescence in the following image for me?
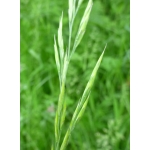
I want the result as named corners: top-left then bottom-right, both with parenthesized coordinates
top-left (53, 0), bottom-right (106, 149)
top-left (20, 0), bottom-right (130, 149)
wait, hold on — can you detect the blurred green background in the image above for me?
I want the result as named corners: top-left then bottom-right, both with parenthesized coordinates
top-left (20, 0), bottom-right (130, 149)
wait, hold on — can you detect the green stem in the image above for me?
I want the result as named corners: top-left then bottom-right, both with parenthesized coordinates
top-left (55, 58), bottom-right (69, 150)
top-left (55, 82), bottom-right (65, 150)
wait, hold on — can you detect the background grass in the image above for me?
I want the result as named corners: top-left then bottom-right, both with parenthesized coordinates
top-left (20, 0), bottom-right (130, 149)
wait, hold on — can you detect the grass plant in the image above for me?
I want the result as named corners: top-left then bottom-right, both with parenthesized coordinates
top-left (53, 0), bottom-right (106, 149)
top-left (20, 0), bottom-right (130, 149)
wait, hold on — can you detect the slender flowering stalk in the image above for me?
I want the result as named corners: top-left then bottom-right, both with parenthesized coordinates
top-left (53, 0), bottom-right (107, 149)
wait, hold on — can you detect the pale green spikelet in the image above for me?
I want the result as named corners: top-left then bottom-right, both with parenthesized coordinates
top-left (72, 0), bottom-right (93, 55)
top-left (54, 35), bottom-right (61, 84)
top-left (58, 12), bottom-right (64, 61)
top-left (68, 0), bottom-right (74, 24)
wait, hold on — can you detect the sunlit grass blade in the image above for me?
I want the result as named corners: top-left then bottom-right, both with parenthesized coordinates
top-left (54, 35), bottom-right (61, 84)
top-left (58, 12), bottom-right (64, 61)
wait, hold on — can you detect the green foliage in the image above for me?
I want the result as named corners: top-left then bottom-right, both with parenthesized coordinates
top-left (20, 0), bottom-right (130, 149)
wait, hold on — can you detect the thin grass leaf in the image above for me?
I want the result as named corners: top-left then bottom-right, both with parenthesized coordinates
top-left (72, 0), bottom-right (93, 56)
top-left (68, 0), bottom-right (74, 24)
top-left (58, 12), bottom-right (64, 61)
top-left (54, 35), bottom-right (61, 83)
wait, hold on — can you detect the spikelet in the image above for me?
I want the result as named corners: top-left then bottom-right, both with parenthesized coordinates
top-left (58, 12), bottom-right (64, 61)
top-left (68, 0), bottom-right (74, 24)
top-left (54, 35), bottom-right (61, 83)
top-left (73, 0), bottom-right (93, 53)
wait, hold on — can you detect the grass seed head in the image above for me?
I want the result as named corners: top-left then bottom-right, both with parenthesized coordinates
top-left (54, 1), bottom-right (107, 150)
top-left (73, 0), bottom-right (93, 51)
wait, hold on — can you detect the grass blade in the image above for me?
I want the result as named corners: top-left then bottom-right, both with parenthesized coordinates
top-left (54, 35), bottom-right (61, 84)
top-left (58, 12), bottom-right (64, 61)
